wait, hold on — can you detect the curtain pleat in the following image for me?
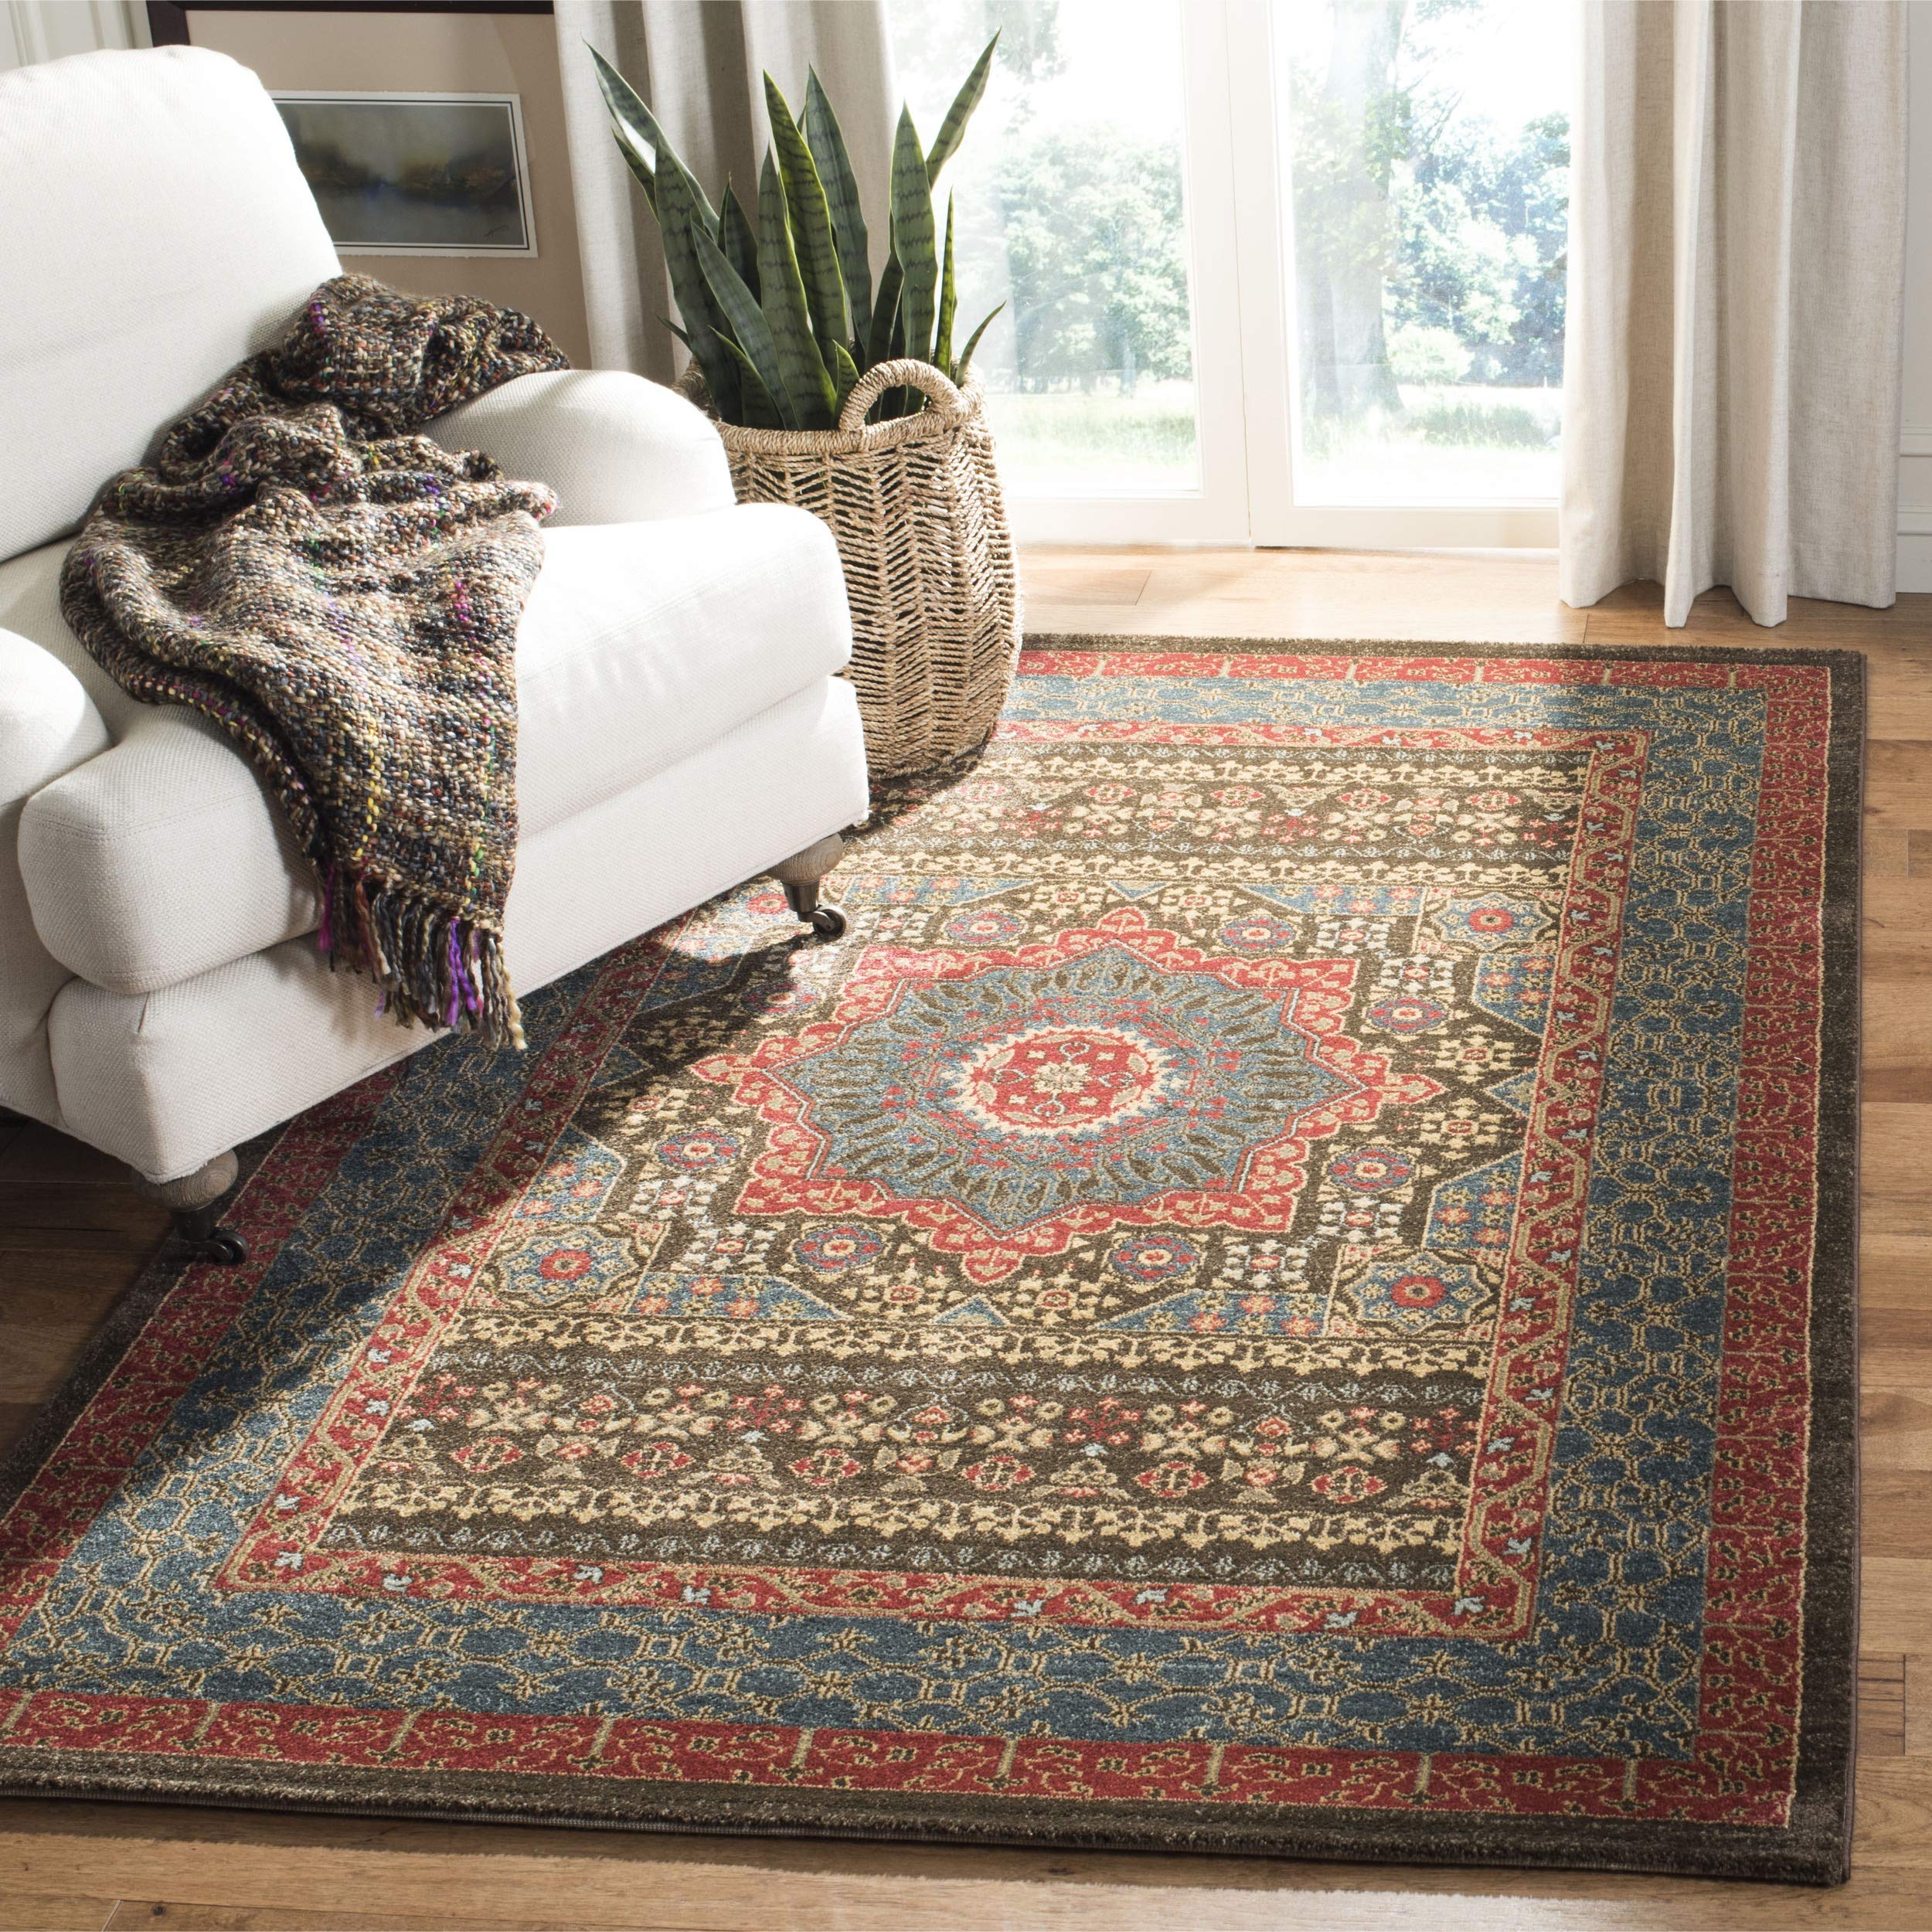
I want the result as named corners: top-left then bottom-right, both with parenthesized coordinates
top-left (1560, 0), bottom-right (1906, 628)
top-left (554, 0), bottom-right (897, 385)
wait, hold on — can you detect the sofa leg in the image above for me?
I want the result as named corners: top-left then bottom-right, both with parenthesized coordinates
top-left (140, 1150), bottom-right (248, 1267)
top-left (770, 832), bottom-right (849, 939)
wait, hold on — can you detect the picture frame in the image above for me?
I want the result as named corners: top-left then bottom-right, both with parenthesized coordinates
top-left (146, 2), bottom-right (553, 40)
top-left (269, 89), bottom-right (539, 258)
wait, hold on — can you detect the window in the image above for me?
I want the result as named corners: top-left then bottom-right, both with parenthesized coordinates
top-left (890, 1), bottom-right (1200, 495)
top-left (1283, 0), bottom-right (1572, 509)
top-left (883, 0), bottom-right (1573, 548)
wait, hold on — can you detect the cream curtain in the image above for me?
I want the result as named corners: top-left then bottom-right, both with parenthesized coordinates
top-left (554, 0), bottom-right (898, 385)
top-left (1560, 0), bottom-right (1907, 628)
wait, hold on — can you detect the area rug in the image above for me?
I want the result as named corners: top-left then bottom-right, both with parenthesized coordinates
top-left (0, 640), bottom-right (1861, 1883)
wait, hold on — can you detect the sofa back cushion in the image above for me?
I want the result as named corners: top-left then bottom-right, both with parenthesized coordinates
top-left (0, 46), bottom-right (340, 562)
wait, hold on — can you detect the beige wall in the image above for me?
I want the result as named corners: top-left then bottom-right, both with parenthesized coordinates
top-left (186, 10), bottom-right (590, 367)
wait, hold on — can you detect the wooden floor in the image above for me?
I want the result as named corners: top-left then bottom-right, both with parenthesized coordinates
top-left (1, 544), bottom-right (1927, 1930)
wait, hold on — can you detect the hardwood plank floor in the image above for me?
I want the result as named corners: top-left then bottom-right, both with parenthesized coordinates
top-left (0, 544), bottom-right (1920, 1930)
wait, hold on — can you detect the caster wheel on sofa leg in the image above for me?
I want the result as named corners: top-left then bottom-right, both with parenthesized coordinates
top-left (178, 1223), bottom-right (248, 1267)
top-left (770, 833), bottom-right (849, 940)
top-left (139, 1151), bottom-right (248, 1267)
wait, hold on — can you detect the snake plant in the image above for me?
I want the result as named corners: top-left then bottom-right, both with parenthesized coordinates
top-left (590, 35), bottom-right (1004, 430)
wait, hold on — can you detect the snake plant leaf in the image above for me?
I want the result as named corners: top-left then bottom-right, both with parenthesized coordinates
top-left (692, 215), bottom-right (795, 429)
top-left (886, 305), bottom-right (911, 420)
top-left (764, 73), bottom-right (849, 365)
top-left (925, 31), bottom-right (998, 185)
top-left (719, 180), bottom-right (760, 300)
top-left (879, 226), bottom-right (911, 417)
top-left (758, 153), bottom-right (838, 430)
top-left (714, 331), bottom-right (784, 429)
top-left (607, 126), bottom-right (658, 213)
top-left (866, 248), bottom-right (903, 371)
top-left (830, 338), bottom-right (862, 419)
top-left (933, 192), bottom-right (957, 375)
top-left (953, 301), bottom-right (1005, 383)
top-left (890, 110), bottom-right (937, 366)
top-left (590, 48), bottom-right (657, 213)
top-left (802, 68), bottom-right (871, 345)
top-left (657, 161), bottom-right (739, 417)
top-left (588, 45), bottom-right (719, 233)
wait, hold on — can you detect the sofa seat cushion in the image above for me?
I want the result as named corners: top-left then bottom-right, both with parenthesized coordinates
top-left (512, 506), bottom-right (849, 829)
top-left (14, 502), bottom-right (852, 996)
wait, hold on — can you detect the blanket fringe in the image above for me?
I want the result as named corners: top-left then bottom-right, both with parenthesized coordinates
top-left (318, 863), bottom-right (525, 1050)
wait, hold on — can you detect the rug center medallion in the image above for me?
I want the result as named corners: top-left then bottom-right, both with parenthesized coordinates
top-left (761, 940), bottom-right (1365, 1235)
top-left (951, 1021), bottom-right (1171, 1131)
top-left (712, 918), bottom-right (1423, 1277)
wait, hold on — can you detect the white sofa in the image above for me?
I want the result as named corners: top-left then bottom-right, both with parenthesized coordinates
top-left (0, 47), bottom-right (869, 1255)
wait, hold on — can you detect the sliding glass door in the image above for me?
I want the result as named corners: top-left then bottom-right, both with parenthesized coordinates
top-left (887, 0), bottom-right (1250, 540)
top-left (884, 0), bottom-right (1573, 548)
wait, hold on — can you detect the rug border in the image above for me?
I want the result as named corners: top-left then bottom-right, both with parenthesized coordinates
top-left (0, 637), bottom-right (1864, 1886)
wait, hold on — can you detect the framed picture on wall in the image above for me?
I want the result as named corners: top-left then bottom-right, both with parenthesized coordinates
top-left (269, 90), bottom-right (539, 257)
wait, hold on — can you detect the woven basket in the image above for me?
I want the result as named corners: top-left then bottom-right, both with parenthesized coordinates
top-left (686, 359), bottom-right (1022, 781)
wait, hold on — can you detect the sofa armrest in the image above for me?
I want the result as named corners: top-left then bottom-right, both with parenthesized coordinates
top-left (0, 628), bottom-right (111, 811)
top-left (427, 369), bottom-right (736, 527)
top-left (19, 705), bottom-right (315, 997)
top-left (0, 628), bottom-right (113, 1121)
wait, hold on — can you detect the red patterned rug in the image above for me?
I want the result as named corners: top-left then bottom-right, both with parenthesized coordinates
top-left (0, 641), bottom-right (1860, 1882)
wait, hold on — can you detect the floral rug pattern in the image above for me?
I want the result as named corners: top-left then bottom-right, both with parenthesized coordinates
top-left (0, 644), bottom-right (1861, 1882)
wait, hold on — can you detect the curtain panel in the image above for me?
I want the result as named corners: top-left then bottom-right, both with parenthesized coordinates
top-left (554, 0), bottom-right (897, 386)
top-left (1560, 0), bottom-right (1907, 628)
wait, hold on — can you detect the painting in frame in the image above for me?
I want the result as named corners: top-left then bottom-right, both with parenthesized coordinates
top-left (270, 90), bottom-right (539, 257)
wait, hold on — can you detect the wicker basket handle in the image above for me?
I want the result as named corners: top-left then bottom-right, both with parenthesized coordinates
top-left (836, 359), bottom-right (970, 432)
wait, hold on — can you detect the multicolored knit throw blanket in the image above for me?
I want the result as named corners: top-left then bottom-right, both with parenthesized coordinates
top-left (60, 274), bottom-right (570, 1048)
